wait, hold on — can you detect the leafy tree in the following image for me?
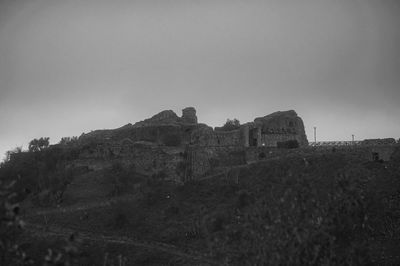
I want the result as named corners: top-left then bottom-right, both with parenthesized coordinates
top-left (3, 146), bottom-right (22, 163)
top-left (28, 137), bottom-right (50, 152)
top-left (58, 136), bottom-right (78, 145)
top-left (220, 118), bottom-right (240, 131)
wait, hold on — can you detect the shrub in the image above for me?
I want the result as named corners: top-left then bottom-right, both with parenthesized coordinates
top-left (219, 119), bottom-right (240, 131)
top-left (0, 180), bottom-right (31, 265)
top-left (106, 163), bottom-right (137, 196)
top-left (28, 137), bottom-right (50, 152)
top-left (209, 157), bottom-right (220, 168)
top-left (198, 153), bottom-right (400, 265)
top-left (58, 136), bottom-right (78, 146)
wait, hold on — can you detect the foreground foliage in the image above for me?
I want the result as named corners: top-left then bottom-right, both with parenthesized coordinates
top-left (2, 147), bottom-right (400, 265)
top-left (136, 151), bottom-right (400, 265)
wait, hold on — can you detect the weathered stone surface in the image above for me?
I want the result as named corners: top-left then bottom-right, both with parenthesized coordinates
top-left (181, 107), bottom-right (198, 124)
top-left (75, 107), bottom-right (310, 182)
top-left (190, 110), bottom-right (308, 148)
top-left (253, 110), bottom-right (308, 146)
top-left (134, 110), bottom-right (180, 127)
top-left (191, 126), bottom-right (242, 147)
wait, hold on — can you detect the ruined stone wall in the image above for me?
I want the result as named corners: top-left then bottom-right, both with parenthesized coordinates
top-left (191, 127), bottom-right (242, 147)
top-left (362, 138), bottom-right (396, 146)
top-left (262, 134), bottom-right (304, 147)
top-left (79, 121), bottom-right (195, 147)
top-left (117, 143), bottom-right (184, 182)
top-left (310, 144), bottom-right (399, 162)
top-left (129, 125), bottom-right (182, 144)
top-left (181, 107), bottom-right (198, 124)
top-left (213, 131), bottom-right (242, 146)
top-left (74, 108), bottom-right (314, 183)
top-left (253, 110), bottom-right (308, 146)
top-left (76, 139), bottom-right (185, 182)
top-left (186, 147), bottom-right (213, 180)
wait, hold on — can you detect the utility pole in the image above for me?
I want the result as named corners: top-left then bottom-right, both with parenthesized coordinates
top-left (352, 134), bottom-right (355, 145)
top-left (313, 127), bottom-right (317, 143)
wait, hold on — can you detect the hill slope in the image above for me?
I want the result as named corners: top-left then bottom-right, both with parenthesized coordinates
top-left (17, 148), bottom-right (400, 265)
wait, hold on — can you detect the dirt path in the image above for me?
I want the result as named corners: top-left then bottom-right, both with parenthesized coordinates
top-left (23, 193), bottom-right (139, 217)
top-left (25, 223), bottom-right (218, 265)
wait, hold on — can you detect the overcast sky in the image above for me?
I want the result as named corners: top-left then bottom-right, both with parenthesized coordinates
top-left (1, 0), bottom-right (399, 158)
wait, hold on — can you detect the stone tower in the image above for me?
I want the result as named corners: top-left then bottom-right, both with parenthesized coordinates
top-left (181, 107), bottom-right (198, 124)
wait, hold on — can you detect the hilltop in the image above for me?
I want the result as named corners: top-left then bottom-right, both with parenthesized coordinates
top-left (1, 107), bottom-right (399, 265)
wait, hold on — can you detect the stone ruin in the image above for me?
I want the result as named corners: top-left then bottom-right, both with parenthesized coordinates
top-left (74, 107), bottom-right (309, 182)
top-left (79, 107), bottom-right (308, 148)
top-left (63, 107), bottom-right (400, 182)
top-left (181, 107), bottom-right (197, 124)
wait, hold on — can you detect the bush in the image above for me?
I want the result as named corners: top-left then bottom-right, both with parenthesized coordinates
top-left (28, 137), bottom-right (50, 152)
top-left (196, 153), bottom-right (400, 265)
top-left (106, 163), bottom-right (137, 196)
top-left (0, 180), bottom-right (30, 265)
top-left (219, 119), bottom-right (240, 131)
top-left (209, 157), bottom-right (220, 168)
top-left (58, 136), bottom-right (78, 146)
top-left (0, 146), bottom-right (80, 205)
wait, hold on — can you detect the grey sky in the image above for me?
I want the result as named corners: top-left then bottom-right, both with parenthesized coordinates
top-left (1, 0), bottom-right (399, 158)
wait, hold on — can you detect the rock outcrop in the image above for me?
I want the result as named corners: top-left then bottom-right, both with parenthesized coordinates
top-left (253, 110), bottom-right (308, 146)
top-left (133, 110), bottom-right (180, 127)
top-left (76, 107), bottom-right (308, 182)
top-left (181, 107), bottom-right (198, 124)
top-left (133, 107), bottom-right (198, 127)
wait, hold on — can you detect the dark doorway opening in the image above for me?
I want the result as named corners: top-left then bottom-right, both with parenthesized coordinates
top-left (249, 128), bottom-right (258, 147)
top-left (372, 152), bottom-right (380, 161)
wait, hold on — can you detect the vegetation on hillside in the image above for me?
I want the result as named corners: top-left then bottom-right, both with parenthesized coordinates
top-left (1, 144), bottom-right (399, 265)
top-left (28, 137), bottom-right (50, 152)
top-left (0, 143), bottom-right (80, 205)
top-left (219, 119), bottom-right (241, 131)
top-left (127, 151), bottom-right (398, 265)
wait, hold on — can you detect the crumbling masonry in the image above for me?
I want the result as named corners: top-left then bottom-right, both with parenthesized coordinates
top-left (75, 107), bottom-right (309, 182)
top-left (74, 107), bottom-right (398, 183)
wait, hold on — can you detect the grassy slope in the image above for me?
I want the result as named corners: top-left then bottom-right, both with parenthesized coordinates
top-left (23, 148), bottom-right (400, 265)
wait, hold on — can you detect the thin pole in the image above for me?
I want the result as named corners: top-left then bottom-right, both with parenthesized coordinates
top-left (313, 127), bottom-right (317, 143)
top-left (352, 134), bottom-right (354, 144)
